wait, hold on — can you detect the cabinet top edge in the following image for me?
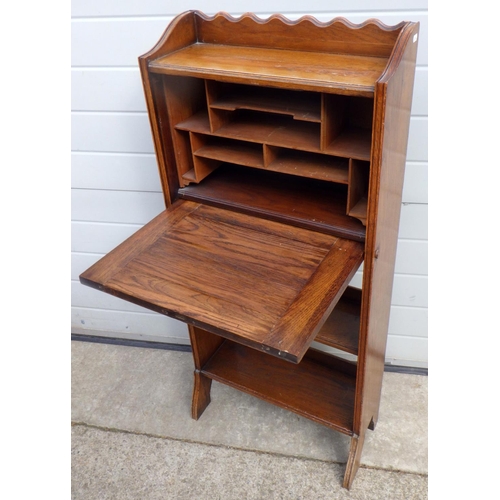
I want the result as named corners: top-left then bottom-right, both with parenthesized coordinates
top-left (148, 42), bottom-right (389, 96)
top-left (139, 10), bottom-right (415, 66)
top-left (192, 11), bottom-right (409, 32)
top-left (148, 59), bottom-right (377, 98)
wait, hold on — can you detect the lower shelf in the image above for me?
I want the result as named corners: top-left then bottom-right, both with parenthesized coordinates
top-left (202, 340), bottom-right (356, 435)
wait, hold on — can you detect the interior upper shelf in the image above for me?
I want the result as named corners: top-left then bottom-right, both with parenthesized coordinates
top-left (149, 43), bottom-right (389, 96)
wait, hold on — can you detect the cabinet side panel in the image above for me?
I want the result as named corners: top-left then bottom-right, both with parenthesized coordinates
top-left (140, 11), bottom-right (197, 62)
top-left (189, 325), bottom-right (224, 369)
top-left (139, 11), bottom-right (198, 206)
top-left (354, 24), bottom-right (420, 434)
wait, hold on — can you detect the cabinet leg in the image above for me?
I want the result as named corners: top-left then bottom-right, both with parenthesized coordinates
top-left (188, 325), bottom-right (223, 420)
top-left (191, 370), bottom-right (212, 420)
top-left (343, 432), bottom-right (365, 490)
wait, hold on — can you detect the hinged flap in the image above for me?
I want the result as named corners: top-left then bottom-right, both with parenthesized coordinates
top-left (80, 200), bottom-right (363, 363)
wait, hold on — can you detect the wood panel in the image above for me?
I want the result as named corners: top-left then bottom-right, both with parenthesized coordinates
top-left (178, 165), bottom-right (366, 242)
top-left (73, 262), bottom-right (430, 313)
top-left (194, 12), bottom-right (402, 57)
top-left (266, 149), bottom-right (349, 183)
top-left (210, 84), bottom-right (322, 122)
top-left (202, 340), bottom-right (357, 434)
top-left (323, 127), bottom-right (372, 160)
top-left (138, 12), bottom-right (199, 206)
top-left (315, 287), bottom-right (361, 355)
top-left (188, 325), bottom-right (224, 419)
top-left (150, 43), bottom-right (388, 96)
top-left (354, 22), bottom-right (420, 437)
top-left (80, 200), bottom-right (364, 363)
top-left (194, 138), bottom-right (264, 168)
top-left (176, 111), bottom-right (322, 152)
top-left (72, 276), bottom-right (424, 318)
top-left (161, 76), bottom-right (207, 189)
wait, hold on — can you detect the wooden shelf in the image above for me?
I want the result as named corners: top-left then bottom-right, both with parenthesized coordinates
top-left (210, 85), bottom-right (322, 123)
top-left (348, 197), bottom-right (368, 225)
top-left (315, 286), bottom-right (361, 355)
top-left (267, 149), bottom-right (349, 184)
top-left (178, 165), bottom-right (366, 242)
top-left (347, 159), bottom-right (369, 224)
top-left (177, 111), bottom-right (321, 153)
top-left (325, 128), bottom-right (372, 161)
top-left (192, 140), bottom-right (350, 184)
top-left (177, 111), bottom-right (372, 163)
top-left (182, 169), bottom-right (197, 183)
top-left (194, 142), bottom-right (264, 168)
top-left (149, 43), bottom-right (389, 96)
top-left (202, 340), bottom-right (356, 434)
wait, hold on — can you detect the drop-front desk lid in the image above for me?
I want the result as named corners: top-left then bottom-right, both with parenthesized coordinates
top-left (80, 200), bottom-right (364, 363)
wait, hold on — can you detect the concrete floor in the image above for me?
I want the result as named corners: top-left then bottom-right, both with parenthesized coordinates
top-left (71, 340), bottom-right (428, 499)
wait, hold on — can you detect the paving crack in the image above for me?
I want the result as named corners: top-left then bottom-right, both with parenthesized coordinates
top-left (71, 421), bottom-right (427, 478)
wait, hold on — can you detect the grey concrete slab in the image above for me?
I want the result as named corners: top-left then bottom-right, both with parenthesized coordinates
top-left (72, 425), bottom-right (428, 500)
top-left (71, 341), bottom-right (427, 475)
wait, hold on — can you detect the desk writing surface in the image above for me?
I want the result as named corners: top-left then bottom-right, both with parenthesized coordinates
top-left (80, 200), bottom-right (363, 362)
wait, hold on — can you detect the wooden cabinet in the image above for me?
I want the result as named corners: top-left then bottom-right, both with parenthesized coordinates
top-left (79, 11), bottom-right (419, 489)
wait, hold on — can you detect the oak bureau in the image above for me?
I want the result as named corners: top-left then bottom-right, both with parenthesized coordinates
top-left (80, 11), bottom-right (419, 488)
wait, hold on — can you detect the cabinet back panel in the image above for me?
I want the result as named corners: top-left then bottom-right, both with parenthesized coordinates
top-left (194, 12), bottom-right (403, 58)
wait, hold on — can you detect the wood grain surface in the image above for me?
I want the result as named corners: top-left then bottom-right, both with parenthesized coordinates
top-left (202, 340), bottom-right (357, 433)
top-left (150, 43), bottom-right (389, 96)
top-left (178, 165), bottom-right (366, 242)
top-left (80, 200), bottom-right (363, 363)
